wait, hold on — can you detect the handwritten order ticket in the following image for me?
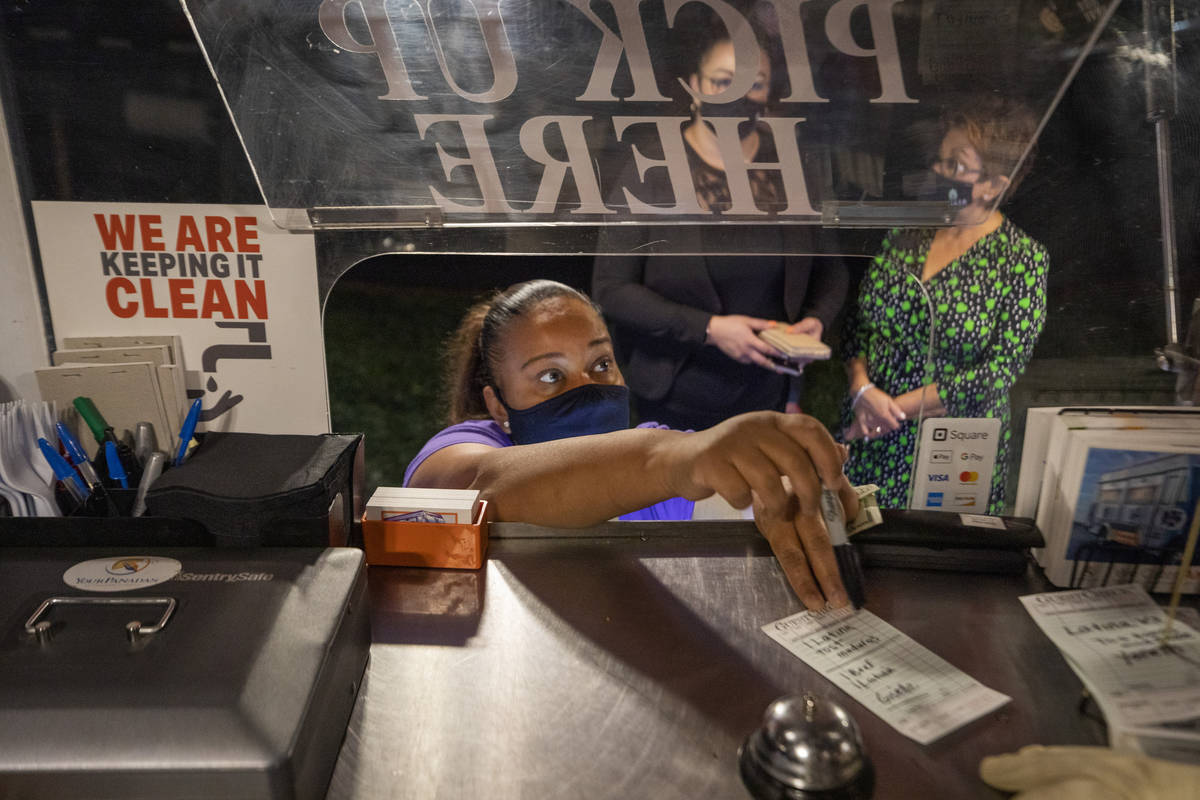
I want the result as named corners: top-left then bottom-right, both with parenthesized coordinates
top-left (763, 606), bottom-right (1010, 745)
top-left (1019, 584), bottom-right (1200, 727)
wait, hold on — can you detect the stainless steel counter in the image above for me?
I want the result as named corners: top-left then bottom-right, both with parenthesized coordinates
top-left (327, 524), bottom-right (1104, 799)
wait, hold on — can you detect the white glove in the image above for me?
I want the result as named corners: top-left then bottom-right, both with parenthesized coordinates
top-left (979, 745), bottom-right (1200, 800)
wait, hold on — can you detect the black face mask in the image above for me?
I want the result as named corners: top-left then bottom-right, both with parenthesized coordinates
top-left (919, 172), bottom-right (977, 210)
top-left (702, 97), bottom-right (767, 125)
top-left (500, 383), bottom-right (631, 445)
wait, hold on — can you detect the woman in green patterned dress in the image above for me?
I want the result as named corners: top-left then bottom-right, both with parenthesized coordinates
top-left (840, 98), bottom-right (1049, 513)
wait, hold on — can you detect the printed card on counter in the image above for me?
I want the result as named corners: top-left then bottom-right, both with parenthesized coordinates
top-left (366, 487), bottom-right (480, 524)
top-left (763, 607), bottom-right (1010, 745)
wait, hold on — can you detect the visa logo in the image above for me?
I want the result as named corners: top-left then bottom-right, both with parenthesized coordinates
top-left (928, 473), bottom-right (949, 482)
top-left (927, 492), bottom-right (944, 507)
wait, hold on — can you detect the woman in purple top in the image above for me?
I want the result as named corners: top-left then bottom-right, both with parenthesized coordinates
top-left (404, 418), bottom-right (690, 521)
top-left (404, 279), bottom-right (858, 611)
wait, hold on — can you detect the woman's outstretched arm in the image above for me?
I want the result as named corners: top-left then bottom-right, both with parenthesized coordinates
top-left (413, 412), bottom-right (857, 609)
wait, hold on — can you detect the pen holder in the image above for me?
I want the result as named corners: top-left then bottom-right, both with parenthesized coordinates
top-left (71, 487), bottom-right (139, 518)
top-left (0, 487), bottom-right (211, 547)
top-left (144, 432), bottom-right (364, 548)
top-left (362, 500), bottom-right (490, 570)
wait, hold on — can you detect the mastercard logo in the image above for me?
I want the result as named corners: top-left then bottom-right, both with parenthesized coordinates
top-left (959, 471), bottom-right (979, 483)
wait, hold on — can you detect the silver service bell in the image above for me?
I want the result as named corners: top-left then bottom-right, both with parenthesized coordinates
top-left (738, 693), bottom-right (875, 799)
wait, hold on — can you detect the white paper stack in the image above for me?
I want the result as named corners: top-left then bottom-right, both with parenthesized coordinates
top-left (1015, 406), bottom-right (1200, 519)
top-left (36, 334), bottom-right (190, 456)
top-left (366, 487), bottom-right (481, 524)
top-left (1014, 406), bottom-right (1200, 592)
top-left (62, 335), bottom-right (189, 429)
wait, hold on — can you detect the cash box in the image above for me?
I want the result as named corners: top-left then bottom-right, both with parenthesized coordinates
top-left (0, 546), bottom-right (369, 799)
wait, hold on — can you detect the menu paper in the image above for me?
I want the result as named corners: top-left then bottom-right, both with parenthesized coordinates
top-left (1020, 584), bottom-right (1200, 727)
top-left (763, 607), bottom-right (1011, 744)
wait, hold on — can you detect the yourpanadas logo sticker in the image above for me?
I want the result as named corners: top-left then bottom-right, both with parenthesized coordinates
top-left (107, 557), bottom-right (154, 575)
top-left (62, 556), bottom-right (183, 592)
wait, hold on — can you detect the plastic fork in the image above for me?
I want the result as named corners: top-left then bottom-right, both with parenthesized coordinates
top-left (0, 405), bottom-right (59, 516)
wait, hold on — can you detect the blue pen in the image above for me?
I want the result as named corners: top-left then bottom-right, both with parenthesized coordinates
top-left (175, 398), bottom-right (202, 466)
top-left (105, 441), bottom-right (129, 489)
top-left (56, 421), bottom-right (103, 489)
top-left (37, 437), bottom-right (89, 503)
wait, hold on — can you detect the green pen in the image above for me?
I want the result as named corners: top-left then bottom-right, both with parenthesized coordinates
top-left (72, 396), bottom-right (142, 480)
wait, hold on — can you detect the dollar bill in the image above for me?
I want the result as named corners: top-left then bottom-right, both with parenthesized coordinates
top-left (847, 484), bottom-right (883, 536)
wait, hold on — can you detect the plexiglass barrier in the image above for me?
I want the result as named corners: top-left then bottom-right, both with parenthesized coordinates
top-left (2, 0), bottom-right (1196, 508)
top-left (180, 0), bottom-right (1121, 236)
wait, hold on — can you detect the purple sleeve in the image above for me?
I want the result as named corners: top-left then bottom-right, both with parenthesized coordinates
top-left (403, 419), bottom-right (512, 487)
top-left (635, 420), bottom-right (690, 432)
top-left (621, 420), bottom-right (695, 520)
top-left (619, 496), bottom-right (696, 521)
top-left (405, 418), bottom-right (695, 520)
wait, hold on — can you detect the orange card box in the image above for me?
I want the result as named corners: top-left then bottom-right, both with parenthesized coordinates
top-left (362, 500), bottom-right (489, 569)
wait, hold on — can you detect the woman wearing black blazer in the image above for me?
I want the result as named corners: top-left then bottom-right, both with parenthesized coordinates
top-left (592, 26), bottom-right (847, 431)
top-left (594, 246), bottom-right (846, 431)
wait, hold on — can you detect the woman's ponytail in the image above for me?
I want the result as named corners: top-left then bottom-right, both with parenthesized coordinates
top-left (443, 299), bottom-right (493, 424)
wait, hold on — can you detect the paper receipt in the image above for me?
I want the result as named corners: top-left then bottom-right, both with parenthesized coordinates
top-left (763, 606), bottom-right (1010, 744)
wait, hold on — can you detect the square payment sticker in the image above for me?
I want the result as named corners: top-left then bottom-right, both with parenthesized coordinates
top-left (909, 418), bottom-right (1000, 512)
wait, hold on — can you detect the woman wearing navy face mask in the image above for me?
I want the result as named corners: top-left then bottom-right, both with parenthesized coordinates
top-left (840, 97), bottom-right (1050, 514)
top-left (404, 280), bottom-right (860, 611)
